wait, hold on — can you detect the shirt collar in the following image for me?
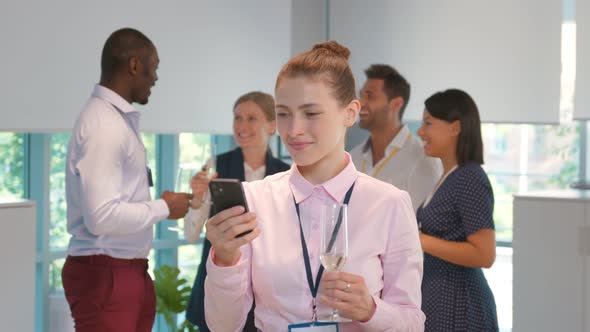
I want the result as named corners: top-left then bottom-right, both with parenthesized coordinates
top-left (289, 152), bottom-right (358, 204)
top-left (244, 162), bottom-right (266, 174)
top-left (361, 124), bottom-right (411, 155)
top-left (91, 84), bottom-right (137, 114)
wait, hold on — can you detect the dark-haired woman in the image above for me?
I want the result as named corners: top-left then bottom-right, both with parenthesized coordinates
top-left (416, 89), bottom-right (498, 331)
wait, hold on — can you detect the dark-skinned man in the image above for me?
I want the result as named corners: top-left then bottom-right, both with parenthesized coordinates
top-left (62, 28), bottom-right (191, 332)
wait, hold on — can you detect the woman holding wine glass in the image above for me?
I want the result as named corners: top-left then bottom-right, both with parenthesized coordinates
top-left (204, 41), bottom-right (425, 331)
top-left (184, 91), bottom-right (290, 332)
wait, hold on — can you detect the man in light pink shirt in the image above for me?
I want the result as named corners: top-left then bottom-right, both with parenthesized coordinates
top-left (203, 41), bottom-right (424, 331)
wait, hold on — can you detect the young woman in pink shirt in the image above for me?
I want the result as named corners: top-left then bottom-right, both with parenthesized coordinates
top-left (203, 41), bottom-right (425, 332)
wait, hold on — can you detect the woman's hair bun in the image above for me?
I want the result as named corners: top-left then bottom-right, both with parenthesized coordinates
top-left (311, 40), bottom-right (350, 60)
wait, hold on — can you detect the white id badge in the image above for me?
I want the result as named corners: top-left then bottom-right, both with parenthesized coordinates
top-left (288, 322), bottom-right (339, 331)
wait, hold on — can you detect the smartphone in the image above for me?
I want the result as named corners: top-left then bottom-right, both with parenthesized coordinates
top-left (208, 179), bottom-right (252, 237)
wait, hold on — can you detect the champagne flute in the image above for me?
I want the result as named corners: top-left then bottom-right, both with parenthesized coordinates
top-left (199, 143), bottom-right (216, 235)
top-left (319, 203), bottom-right (348, 322)
top-left (168, 163), bottom-right (200, 233)
top-left (204, 143), bottom-right (217, 178)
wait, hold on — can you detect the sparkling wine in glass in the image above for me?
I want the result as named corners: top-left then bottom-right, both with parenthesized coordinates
top-left (204, 144), bottom-right (217, 178)
top-left (319, 203), bottom-right (348, 322)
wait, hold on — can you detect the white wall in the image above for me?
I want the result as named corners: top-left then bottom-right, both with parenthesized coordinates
top-left (330, 0), bottom-right (562, 123)
top-left (0, 0), bottom-right (565, 135)
top-left (0, 0), bottom-right (292, 134)
top-left (290, 0), bottom-right (326, 56)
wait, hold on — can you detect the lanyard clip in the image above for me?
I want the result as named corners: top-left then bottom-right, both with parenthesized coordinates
top-left (311, 298), bottom-right (317, 323)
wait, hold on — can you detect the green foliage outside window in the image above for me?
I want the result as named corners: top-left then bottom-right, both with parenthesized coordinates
top-left (547, 124), bottom-right (579, 187)
top-left (0, 133), bottom-right (24, 198)
top-left (488, 175), bottom-right (517, 242)
top-left (50, 133), bottom-right (71, 249)
top-left (179, 133), bottom-right (211, 166)
top-left (483, 123), bottom-right (580, 243)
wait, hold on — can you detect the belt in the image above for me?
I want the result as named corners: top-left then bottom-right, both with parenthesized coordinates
top-left (67, 254), bottom-right (148, 267)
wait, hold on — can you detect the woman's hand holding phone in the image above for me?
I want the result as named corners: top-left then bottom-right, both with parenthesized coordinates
top-left (206, 205), bottom-right (260, 266)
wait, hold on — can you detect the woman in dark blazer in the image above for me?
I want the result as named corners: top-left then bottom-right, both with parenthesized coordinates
top-left (184, 91), bottom-right (290, 332)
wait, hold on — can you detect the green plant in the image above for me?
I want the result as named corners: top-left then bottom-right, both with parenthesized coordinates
top-left (154, 265), bottom-right (198, 332)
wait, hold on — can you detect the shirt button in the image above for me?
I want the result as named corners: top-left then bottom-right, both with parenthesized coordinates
top-left (312, 224), bottom-right (319, 230)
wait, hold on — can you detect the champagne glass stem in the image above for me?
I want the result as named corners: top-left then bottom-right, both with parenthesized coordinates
top-left (331, 308), bottom-right (339, 322)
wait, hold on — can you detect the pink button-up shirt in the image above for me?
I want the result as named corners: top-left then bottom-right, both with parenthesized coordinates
top-left (205, 157), bottom-right (425, 331)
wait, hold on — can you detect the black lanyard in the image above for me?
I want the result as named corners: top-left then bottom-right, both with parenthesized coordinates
top-left (293, 182), bottom-right (355, 321)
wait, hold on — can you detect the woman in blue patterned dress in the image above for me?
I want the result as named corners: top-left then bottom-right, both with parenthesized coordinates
top-left (416, 89), bottom-right (498, 331)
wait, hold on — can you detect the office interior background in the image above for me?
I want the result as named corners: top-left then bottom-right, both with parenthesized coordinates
top-left (0, 0), bottom-right (587, 331)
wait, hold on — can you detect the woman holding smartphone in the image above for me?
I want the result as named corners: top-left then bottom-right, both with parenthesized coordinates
top-left (184, 91), bottom-right (290, 332)
top-left (416, 89), bottom-right (498, 331)
top-left (203, 41), bottom-right (425, 332)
